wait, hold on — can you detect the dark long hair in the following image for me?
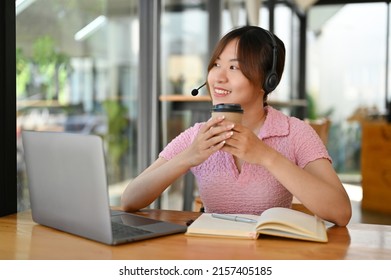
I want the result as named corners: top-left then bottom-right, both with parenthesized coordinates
top-left (207, 26), bottom-right (285, 104)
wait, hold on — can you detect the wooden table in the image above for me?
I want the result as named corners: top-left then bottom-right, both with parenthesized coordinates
top-left (1, 209), bottom-right (390, 260)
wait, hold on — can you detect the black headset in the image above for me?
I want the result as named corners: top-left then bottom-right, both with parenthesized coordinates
top-left (262, 29), bottom-right (278, 93)
top-left (192, 28), bottom-right (279, 96)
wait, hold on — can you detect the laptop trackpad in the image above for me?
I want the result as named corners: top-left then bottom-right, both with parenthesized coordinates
top-left (111, 212), bottom-right (187, 234)
top-left (112, 213), bottom-right (161, 227)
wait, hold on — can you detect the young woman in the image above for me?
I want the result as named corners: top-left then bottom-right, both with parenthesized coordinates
top-left (121, 26), bottom-right (351, 226)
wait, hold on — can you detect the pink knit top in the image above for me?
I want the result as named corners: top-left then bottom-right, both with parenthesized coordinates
top-left (159, 106), bottom-right (331, 215)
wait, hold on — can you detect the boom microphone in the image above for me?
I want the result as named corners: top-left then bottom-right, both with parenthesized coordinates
top-left (191, 82), bottom-right (206, 96)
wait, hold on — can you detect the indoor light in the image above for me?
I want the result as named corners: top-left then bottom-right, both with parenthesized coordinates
top-left (74, 15), bottom-right (107, 41)
top-left (16, 0), bottom-right (36, 16)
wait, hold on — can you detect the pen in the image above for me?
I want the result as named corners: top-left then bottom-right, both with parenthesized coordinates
top-left (211, 213), bottom-right (257, 223)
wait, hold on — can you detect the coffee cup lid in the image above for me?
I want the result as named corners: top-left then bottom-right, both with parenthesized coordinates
top-left (211, 103), bottom-right (243, 113)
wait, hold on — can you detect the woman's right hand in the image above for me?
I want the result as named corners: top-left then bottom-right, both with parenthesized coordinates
top-left (121, 116), bottom-right (234, 212)
top-left (183, 116), bottom-right (235, 167)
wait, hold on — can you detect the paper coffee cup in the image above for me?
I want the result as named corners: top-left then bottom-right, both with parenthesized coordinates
top-left (211, 103), bottom-right (243, 123)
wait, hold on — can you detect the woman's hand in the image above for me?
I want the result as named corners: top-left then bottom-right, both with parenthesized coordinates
top-left (221, 124), bottom-right (269, 165)
top-left (183, 116), bottom-right (235, 167)
top-left (222, 124), bottom-right (351, 226)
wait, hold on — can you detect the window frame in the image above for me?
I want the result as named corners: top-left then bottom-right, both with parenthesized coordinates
top-left (0, 0), bottom-right (17, 217)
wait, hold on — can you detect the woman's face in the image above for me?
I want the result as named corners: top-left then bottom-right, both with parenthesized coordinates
top-left (207, 38), bottom-right (263, 108)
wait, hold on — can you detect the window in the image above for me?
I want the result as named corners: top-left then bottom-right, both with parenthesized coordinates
top-left (16, 0), bottom-right (140, 211)
top-left (307, 3), bottom-right (389, 177)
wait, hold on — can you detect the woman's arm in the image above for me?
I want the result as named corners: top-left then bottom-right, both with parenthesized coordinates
top-left (222, 124), bottom-right (352, 226)
top-left (121, 116), bottom-right (235, 212)
top-left (120, 155), bottom-right (190, 212)
top-left (263, 152), bottom-right (351, 226)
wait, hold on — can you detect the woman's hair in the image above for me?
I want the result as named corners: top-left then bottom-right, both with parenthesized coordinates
top-left (207, 26), bottom-right (286, 104)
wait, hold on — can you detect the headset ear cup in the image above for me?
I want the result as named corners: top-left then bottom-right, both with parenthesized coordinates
top-left (262, 29), bottom-right (279, 94)
top-left (263, 71), bottom-right (278, 93)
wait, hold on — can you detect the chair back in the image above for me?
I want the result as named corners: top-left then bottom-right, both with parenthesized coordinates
top-left (305, 118), bottom-right (331, 145)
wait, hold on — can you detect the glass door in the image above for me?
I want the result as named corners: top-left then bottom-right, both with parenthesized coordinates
top-left (16, 0), bottom-right (140, 210)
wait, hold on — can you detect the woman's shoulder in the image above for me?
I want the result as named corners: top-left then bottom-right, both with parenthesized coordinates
top-left (268, 106), bottom-right (312, 130)
top-left (263, 106), bottom-right (308, 138)
top-left (264, 106), bottom-right (322, 146)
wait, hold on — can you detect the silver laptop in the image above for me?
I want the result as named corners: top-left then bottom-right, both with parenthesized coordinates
top-left (21, 130), bottom-right (187, 245)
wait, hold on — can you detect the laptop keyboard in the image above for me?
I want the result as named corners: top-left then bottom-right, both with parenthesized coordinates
top-left (111, 222), bottom-right (152, 239)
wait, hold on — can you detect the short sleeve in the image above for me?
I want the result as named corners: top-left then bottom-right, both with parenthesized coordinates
top-left (289, 118), bottom-right (332, 168)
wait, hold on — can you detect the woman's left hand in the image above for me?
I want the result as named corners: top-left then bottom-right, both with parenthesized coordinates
top-left (221, 123), bottom-right (269, 165)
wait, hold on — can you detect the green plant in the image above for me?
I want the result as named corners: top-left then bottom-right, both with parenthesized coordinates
top-left (102, 100), bottom-right (129, 183)
top-left (16, 48), bottom-right (30, 98)
top-left (16, 36), bottom-right (71, 101)
top-left (32, 36), bottom-right (71, 100)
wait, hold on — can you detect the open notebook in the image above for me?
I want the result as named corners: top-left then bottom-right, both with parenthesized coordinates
top-left (22, 130), bottom-right (186, 245)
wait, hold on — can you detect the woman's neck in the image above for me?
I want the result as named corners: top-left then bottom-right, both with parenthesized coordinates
top-left (242, 107), bottom-right (267, 134)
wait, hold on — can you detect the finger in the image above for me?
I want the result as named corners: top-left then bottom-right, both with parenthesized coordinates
top-left (230, 123), bottom-right (244, 132)
top-left (220, 142), bottom-right (238, 155)
top-left (201, 116), bottom-right (226, 133)
top-left (206, 123), bottom-right (234, 139)
top-left (205, 131), bottom-right (233, 149)
top-left (209, 139), bottom-right (226, 152)
top-left (217, 119), bottom-right (236, 128)
top-left (222, 132), bottom-right (243, 149)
